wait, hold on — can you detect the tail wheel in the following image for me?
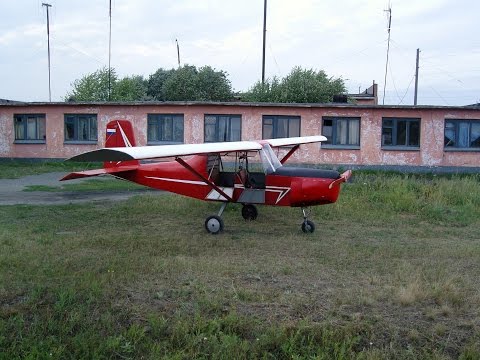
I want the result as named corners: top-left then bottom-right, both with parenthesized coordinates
top-left (301, 220), bottom-right (315, 233)
top-left (241, 204), bottom-right (258, 221)
top-left (205, 215), bottom-right (224, 234)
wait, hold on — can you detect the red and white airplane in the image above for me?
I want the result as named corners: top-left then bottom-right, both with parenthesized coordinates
top-left (62, 120), bottom-right (351, 234)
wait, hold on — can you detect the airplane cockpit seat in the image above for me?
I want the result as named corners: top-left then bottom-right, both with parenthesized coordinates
top-left (237, 166), bottom-right (250, 188)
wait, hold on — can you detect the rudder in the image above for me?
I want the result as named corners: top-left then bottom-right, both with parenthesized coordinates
top-left (104, 120), bottom-right (139, 169)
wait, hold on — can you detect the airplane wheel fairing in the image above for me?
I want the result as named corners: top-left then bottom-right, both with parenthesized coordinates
top-left (301, 220), bottom-right (315, 233)
top-left (242, 204), bottom-right (258, 220)
top-left (205, 215), bottom-right (224, 234)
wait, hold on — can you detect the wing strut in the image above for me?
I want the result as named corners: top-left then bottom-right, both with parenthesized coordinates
top-left (279, 145), bottom-right (300, 164)
top-left (175, 157), bottom-right (233, 202)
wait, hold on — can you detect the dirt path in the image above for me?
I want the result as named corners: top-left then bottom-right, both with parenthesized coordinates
top-left (0, 172), bottom-right (161, 205)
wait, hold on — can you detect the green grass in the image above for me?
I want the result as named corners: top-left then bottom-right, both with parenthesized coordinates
top-left (0, 160), bottom-right (101, 179)
top-left (1, 172), bottom-right (480, 359)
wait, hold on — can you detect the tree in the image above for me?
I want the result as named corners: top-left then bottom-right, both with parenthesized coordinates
top-left (66, 64), bottom-right (234, 102)
top-left (244, 66), bottom-right (346, 103)
top-left (115, 75), bottom-right (148, 101)
top-left (147, 68), bottom-right (175, 100)
top-left (163, 65), bottom-right (234, 101)
top-left (66, 67), bottom-right (117, 102)
top-left (195, 66), bottom-right (233, 101)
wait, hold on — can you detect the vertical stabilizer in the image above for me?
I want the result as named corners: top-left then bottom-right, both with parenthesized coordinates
top-left (104, 120), bottom-right (139, 168)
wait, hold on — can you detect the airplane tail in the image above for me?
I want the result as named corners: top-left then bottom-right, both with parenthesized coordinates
top-left (104, 120), bottom-right (140, 169)
top-left (60, 120), bottom-right (139, 181)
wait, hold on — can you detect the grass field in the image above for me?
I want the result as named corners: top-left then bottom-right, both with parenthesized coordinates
top-left (1, 170), bottom-right (479, 359)
top-left (0, 160), bottom-right (101, 179)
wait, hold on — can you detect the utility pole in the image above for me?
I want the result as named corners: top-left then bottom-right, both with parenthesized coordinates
top-left (108, 0), bottom-right (112, 101)
top-left (176, 39), bottom-right (181, 68)
top-left (382, 5), bottom-right (392, 105)
top-left (261, 0), bottom-right (267, 84)
top-left (414, 48), bottom-right (420, 105)
top-left (42, 3), bottom-right (52, 102)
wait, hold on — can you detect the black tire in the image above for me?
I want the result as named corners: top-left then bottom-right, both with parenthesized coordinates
top-left (301, 220), bottom-right (315, 233)
top-left (241, 204), bottom-right (258, 221)
top-left (205, 215), bottom-right (224, 234)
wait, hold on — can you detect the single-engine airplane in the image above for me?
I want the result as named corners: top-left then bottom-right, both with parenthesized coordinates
top-left (61, 120), bottom-right (351, 234)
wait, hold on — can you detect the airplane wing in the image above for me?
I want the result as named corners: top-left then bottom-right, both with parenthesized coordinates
top-left (67, 141), bottom-right (263, 162)
top-left (67, 136), bottom-right (327, 162)
top-left (264, 135), bottom-right (327, 147)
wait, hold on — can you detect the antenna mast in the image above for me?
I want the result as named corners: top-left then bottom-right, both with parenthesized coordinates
top-left (42, 3), bottom-right (52, 102)
top-left (108, 0), bottom-right (112, 101)
top-left (261, 0), bottom-right (267, 84)
top-left (382, 5), bottom-right (392, 105)
top-left (176, 39), bottom-right (181, 68)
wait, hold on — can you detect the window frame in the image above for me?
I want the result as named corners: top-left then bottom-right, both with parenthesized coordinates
top-left (381, 117), bottom-right (421, 151)
top-left (64, 114), bottom-right (98, 144)
top-left (147, 114), bottom-right (185, 145)
top-left (321, 116), bottom-right (361, 149)
top-left (444, 119), bottom-right (480, 151)
top-left (262, 115), bottom-right (301, 139)
top-left (204, 114), bottom-right (242, 143)
top-left (13, 114), bottom-right (46, 144)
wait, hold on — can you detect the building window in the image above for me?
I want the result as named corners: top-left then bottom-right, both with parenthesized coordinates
top-left (14, 114), bottom-right (46, 143)
top-left (204, 115), bottom-right (241, 142)
top-left (147, 114), bottom-right (184, 144)
top-left (262, 115), bottom-right (300, 139)
top-left (382, 117), bottom-right (420, 148)
top-left (64, 114), bottom-right (97, 143)
top-left (444, 119), bottom-right (480, 149)
top-left (322, 117), bottom-right (360, 147)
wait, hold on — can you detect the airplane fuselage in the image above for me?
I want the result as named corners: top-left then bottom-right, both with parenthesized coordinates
top-left (119, 155), bottom-right (342, 207)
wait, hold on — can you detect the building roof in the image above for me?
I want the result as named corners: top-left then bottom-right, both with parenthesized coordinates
top-left (1, 100), bottom-right (479, 111)
top-left (0, 98), bottom-right (25, 105)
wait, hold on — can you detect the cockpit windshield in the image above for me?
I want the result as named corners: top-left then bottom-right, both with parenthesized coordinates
top-left (259, 143), bottom-right (283, 174)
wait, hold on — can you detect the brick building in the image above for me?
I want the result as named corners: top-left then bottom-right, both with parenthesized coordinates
top-left (0, 101), bottom-right (479, 170)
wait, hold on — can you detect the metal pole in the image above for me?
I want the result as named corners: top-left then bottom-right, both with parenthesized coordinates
top-left (176, 39), bottom-right (180, 68)
top-left (382, 6), bottom-right (391, 105)
top-left (42, 3), bottom-right (52, 102)
top-left (108, 0), bottom-right (112, 101)
top-left (261, 0), bottom-right (267, 84)
top-left (414, 48), bottom-right (420, 105)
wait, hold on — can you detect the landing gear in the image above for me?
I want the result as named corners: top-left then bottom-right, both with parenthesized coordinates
top-left (205, 215), bottom-right (224, 234)
top-left (242, 204), bottom-right (258, 221)
top-left (205, 202), bottom-right (227, 234)
top-left (301, 220), bottom-right (315, 233)
top-left (301, 207), bottom-right (315, 233)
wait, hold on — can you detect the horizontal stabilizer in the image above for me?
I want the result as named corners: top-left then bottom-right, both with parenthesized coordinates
top-left (60, 165), bottom-right (138, 181)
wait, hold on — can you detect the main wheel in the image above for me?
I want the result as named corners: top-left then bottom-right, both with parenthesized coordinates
top-left (205, 215), bottom-right (224, 234)
top-left (301, 220), bottom-right (315, 233)
top-left (241, 204), bottom-right (258, 221)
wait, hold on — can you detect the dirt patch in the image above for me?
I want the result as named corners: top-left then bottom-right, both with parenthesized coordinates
top-left (0, 172), bottom-right (163, 205)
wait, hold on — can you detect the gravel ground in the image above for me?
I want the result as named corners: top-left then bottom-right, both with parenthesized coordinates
top-left (0, 172), bottom-right (160, 205)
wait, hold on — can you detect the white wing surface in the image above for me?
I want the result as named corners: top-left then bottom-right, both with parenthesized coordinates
top-left (265, 136), bottom-right (327, 147)
top-left (68, 141), bottom-right (263, 162)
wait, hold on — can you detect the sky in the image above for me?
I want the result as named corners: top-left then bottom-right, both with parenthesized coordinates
top-left (0, 0), bottom-right (479, 106)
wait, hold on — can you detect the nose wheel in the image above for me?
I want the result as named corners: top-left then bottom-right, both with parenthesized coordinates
top-left (301, 207), bottom-right (315, 233)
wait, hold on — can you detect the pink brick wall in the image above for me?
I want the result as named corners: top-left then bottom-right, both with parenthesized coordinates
top-left (1, 103), bottom-right (479, 168)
